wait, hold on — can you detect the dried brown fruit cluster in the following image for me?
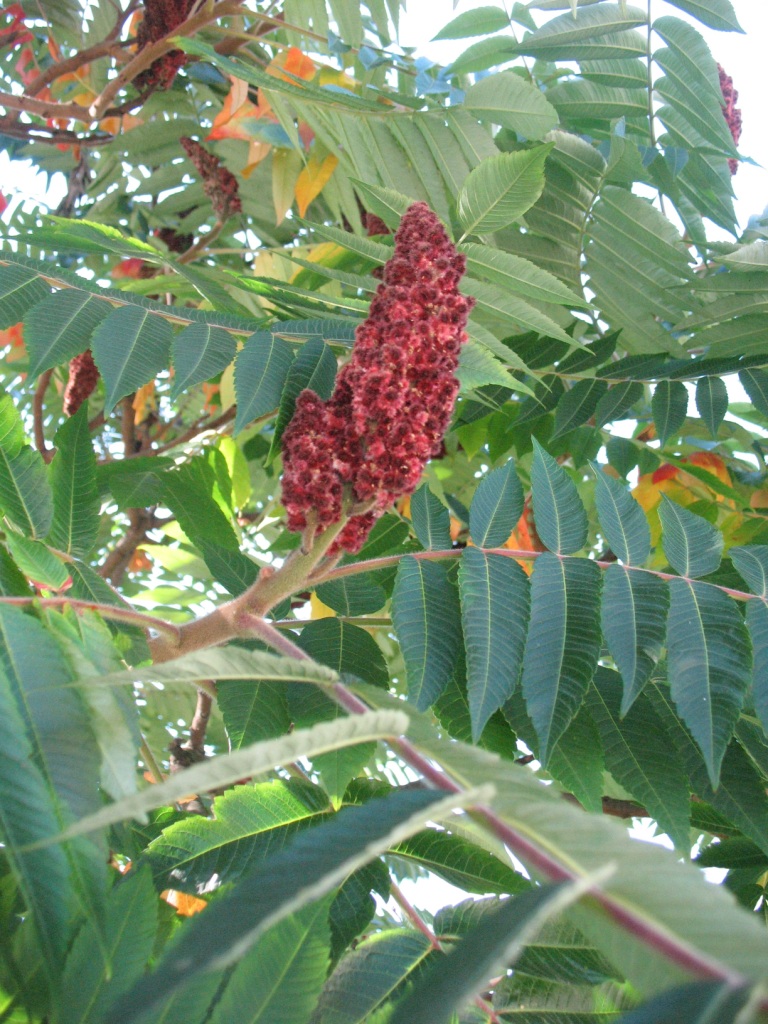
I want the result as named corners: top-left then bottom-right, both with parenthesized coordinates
top-left (64, 350), bottom-right (99, 416)
top-left (281, 202), bottom-right (474, 553)
top-left (180, 137), bottom-right (242, 221)
top-left (135, 0), bottom-right (196, 91)
top-left (155, 226), bottom-right (194, 253)
top-left (718, 64), bottom-right (742, 175)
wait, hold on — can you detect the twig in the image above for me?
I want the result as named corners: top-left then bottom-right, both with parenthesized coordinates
top-left (123, 406), bottom-right (236, 459)
top-left (187, 687), bottom-right (215, 751)
top-left (140, 734), bottom-right (165, 785)
top-left (32, 370), bottom-right (54, 464)
top-left (177, 221), bottom-right (225, 265)
top-left (0, 595), bottom-right (181, 640)
top-left (0, 116), bottom-right (112, 147)
top-left (25, 40), bottom-right (133, 98)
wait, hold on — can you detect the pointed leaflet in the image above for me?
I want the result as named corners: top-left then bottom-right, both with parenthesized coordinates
top-left (393, 830), bottom-right (529, 895)
top-left (462, 277), bottom-right (574, 345)
top-left (297, 617), bottom-right (389, 689)
top-left (593, 465), bottom-right (650, 565)
top-left (459, 548), bottom-right (529, 740)
top-left (695, 375), bottom-right (728, 437)
top-left (521, 553), bottom-right (602, 763)
top-left (25, 290), bottom-right (111, 379)
top-left (468, 459), bottom-right (524, 548)
top-left (410, 483), bottom-right (452, 550)
top-left (392, 556), bottom-right (462, 711)
top-left (457, 145), bottom-right (553, 237)
top-left (106, 789), bottom-right (468, 1024)
top-left (513, 3), bottom-right (646, 54)
top-left (587, 669), bottom-right (690, 850)
top-left (48, 406), bottom-right (100, 558)
top-left (659, 495), bottom-right (722, 578)
top-left (207, 894), bottom-right (332, 1024)
top-left (731, 545), bottom-right (768, 597)
top-left (594, 380), bottom-right (644, 428)
top-left (667, 578), bottom-right (751, 788)
top-left (460, 242), bottom-right (587, 308)
top-left (433, 7), bottom-right (510, 41)
top-left (651, 380), bottom-right (688, 445)
top-left (462, 72), bottom-right (558, 140)
top-left (731, 546), bottom-right (768, 735)
top-left (530, 439), bottom-right (588, 554)
top-left (547, 705), bottom-right (605, 814)
top-left (615, 980), bottom-right (751, 1024)
top-left (0, 444), bottom-right (53, 539)
top-left (90, 305), bottom-right (173, 412)
top-left (5, 534), bottom-right (68, 589)
top-left (0, 264), bottom-right (49, 328)
top-left (390, 883), bottom-right (586, 1024)
top-left (162, 457), bottom-right (239, 552)
top-left (315, 574), bottom-right (387, 616)
top-left (662, 0), bottom-right (743, 33)
top-left (551, 378), bottom-right (608, 439)
top-left (601, 565), bottom-right (668, 714)
top-left (217, 678), bottom-right (291, 748)
top-left (234, 332), bottom-right (295, 433)
top-left (739, 368), bottom-right (768, 419)
top-left (57, 867), bottom-right (157, 1024)
top-left (269, 335), bottom-right (337, 457)
top-left (171, 323), bottom-right (236, 400)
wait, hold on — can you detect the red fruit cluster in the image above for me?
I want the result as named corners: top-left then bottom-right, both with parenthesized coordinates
top-left (64, 350), bottom-right (99, 416)
top-left (180, 137), bottom-right (242, 221)
top-left (155, 226), bottom-right (194, 253)
top-left (135, 0), bottom-right (196, 91)
top-left (718, 64), bottom-right (742, 175)
top-left (281, 202), bottom-right (474, 553)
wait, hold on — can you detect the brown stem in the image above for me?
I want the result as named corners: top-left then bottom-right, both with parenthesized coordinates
top-left (98, 507), bottom-right (154, 586)
top-left (0, 116), bottom-right (112, 147)
top-left (26, 41), bottom-right (133, 98)
top-left (390, 881), bottom-right (441, 950)
top-left (177, 221), bottom-right (225, 265)
top-left (33, 370), bottom-right (54, 464)
top-left (124, 406), bottom-right (236, 459)
top-left (187, 687), bottom-right (215, 751)
top-left (0, 91), bottom-right (93, 122)
top-left (0, 595), bottom-right (180, 639)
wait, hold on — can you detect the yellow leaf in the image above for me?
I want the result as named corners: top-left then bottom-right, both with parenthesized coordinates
top-left (132, 381), bottom-right (156, 425)
top-left (295, 152), bottom-right (339, 217)
top-left (242, 138), bottom-right (272, 178)
top-left (310, 592), bottom-right (337, 619)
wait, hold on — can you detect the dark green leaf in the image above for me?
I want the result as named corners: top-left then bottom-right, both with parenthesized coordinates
top-left (25, 290), bottom-right (110, 379)
top-left (171, 323), bottom-right (237, 400)
top-left (48, 406), bottom-right (100, 558)
top-left (594, 380), bottom-right (644, 428)
top-left (0, 264), bottom-right (49, 328)
top-left (392, 829), bottom-right (530, 895)
top-left (297, 618), bottom-right (389, 688)
top-left (411, 484), bottom-right (452, 550)
top-left (315, 574), bottom-right (387, 616)
top-left (601, 566), bottom-right (668, 714)
top-left (270, 336), bottom-right (337, 456)
top-left (593, 466), bottom-right (651, 565)
top-left (651, 380), bottom-right (688, 446)
top-left (108, 789), bottom-right (445, 1024)
top-left (588, 669), bottom-right (690, 849)
top-left (530, 439), bottom-right (588, 554)
top-left (162, 458), bottom-right (239, 552)
top-left (695, 376), bottom-right (728, 437)
top-left (469, 460), bottom-right (524, 548)
top-left (0, 443), bottom-right (54, 539)
top-left (732, 545), bottom-right (768, 597)
top-left (659, 495), bottom-right (723, 578)
top-left (739, 368), bottom-right (768, 418)
top-left (521, 553), bottom-right (602, 763)
top-left (234, 332), bottom-right (295, 434)
top-left (200, 542), bottom-right (260, 596)
top-left (667, 579), bottom-right (751, 787)
top-left (745, 600), bottom-right (768, 737)
top-left (459, 548), bottom-right (529, 739)
top-left (552, 378), bottom-right (607, 439)
top-left (615, 980), bottom-right (750, 1024)
top-left (547, 704), bottom-right (605, 814)
top-left (90, 305), bottom-right (173, 412)
top-left (329, 861), bottom-right (390, 963)
top-left (218, 678), bottom-right (291, 747)
top-left (391, 556), bottom-right (462, 710)
top-left (462, 72), bottom-right (558, 140)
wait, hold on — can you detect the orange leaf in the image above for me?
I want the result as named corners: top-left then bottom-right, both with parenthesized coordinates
top-left (295, 152), bottom-right (338, 217)
top-left (112, 257), bottom-right (146, 279)
top-left (161, 889), bottom-right (208, 917)
top-left (128, 548), bottom-right (153, 574)
top-left (132, 382), bottom-right (156, 425)
top-left (207, 78), bottom-right (262, 143)
top-left (274, 46), bottom-right (317, 83)
top-left (241, 138), bottom-right (272, 178)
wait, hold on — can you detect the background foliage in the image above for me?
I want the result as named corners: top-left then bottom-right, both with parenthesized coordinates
top-left (3, 0), bottom-right (768, 1020)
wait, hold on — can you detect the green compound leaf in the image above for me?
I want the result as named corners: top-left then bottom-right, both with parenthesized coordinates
top-left (392, 556), bottom-right (462, 711)
top-left (601, 565), bottom-right (669, 715)
top-left (552, 378), bottom-right (608, 439)
top-left (588, 668), bottom-right (690, 850)
top-left (530, 439), bottom-right (588, 555)
top-left (0, 443), bottom-right (53, 539)
top-left (667, 578), bottom-right (751, 788)
top-left (659, 495), bottom-right (723, 578)
top-left (594, 380), bottom-right (644, 428)
top-left (459, 548), bottom-right (530, 740)
top-left (695, 375), bottom-right (728, 438)
top-left (739, 367), bottom-right (768, 418)
top-left (468, 459), bottom-right (524, 548)
top-left (593, 465), bottom-right (651, 566)
top-left (411, 483), bottom-right (452, 550)
top-left (662, 0), bottom-right (743, 33)
top-left (91, 305), bottom-right (173, 412)
top-left (0, 263), bottom-right (49, 328)
top-left (25, 289), bottom-right (110, 379)
top-left (392, 829), bottom-right (530, 895)
top-left (732, 544), bottom-right (768, 597)
top-left (462, 71), bottom-right (559, 140)
top-left (269, 335), bottom-right (337, 458)
top-left (171, 322), bottom-right (237, 400)
top-left (521, 553), bottom-right (602, 763)
top-left (457, 145), bottom-right (553, 237)
top-left (651, 379), bottom-right (688, 446)
top-left (234, 331), bottom-right (295, 434)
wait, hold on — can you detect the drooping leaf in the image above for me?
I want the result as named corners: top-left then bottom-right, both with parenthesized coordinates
top-left (24, 289), bottom-right (110, 379)
top-left (0, 443), bottom-right (54, 539)
top-left (234, 332), bottom-right (295, 434)
top-left (588, 669), bottom-right (690, 850)
top-left (552, 378), bottom-right (608, 439)
top-left (411, 484), bottom-right (452, 550)
top-left (594, 380), bottom-right (644, 428)
top-left (162, 457), bottom-right (239, 552)
top-left (659, 495), bottom-right (723, 578)
top-left (593, 465), bottom-right (650, 566)
top-left (530, 439), bottom-right (588, 555)
top-left (667, 579), bottom-right (751, 787)
top-left (171, 323), bottom-right (237, 400)
top-left (601, 565), bottom-right (669, 715)
top-left (739, 367), bottom-right (768, 419)
top-left (651, 380), bottom-right (688, 446)
top-left (391, 556), bottom-right (462, 711)
top-left (615, 980), bottom-right (751, 1023)
top-left (731, 545), bottom-right (768, 597)
top-left (0, 264), bottom-right (50, 328)
top-left (547, 704), bottom-right (605, 814)
top-left (459, 548), bottom-right (529, 740)
top-left (392, 829), bottom-right (530, 895)
top-left (4, 535), bottom-right (69, 590)
top-left (521, 553), bottom-right (602, 763)
top-left (457, 146), bottom-right (553, 237)
top-left (468, 460), bottom-right (524, 549)
top-left (297, 617), bottom-right (389, 689)
top-left (48, 406), bottom-right (100, 558)
top-left (694, 375), bottom-right (728, 437)
top-left (90, 305), bottom-right (173, 412)
top-left (460, 242), bottom-right (587, 308)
